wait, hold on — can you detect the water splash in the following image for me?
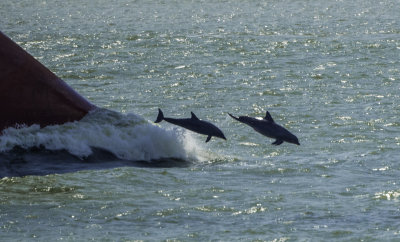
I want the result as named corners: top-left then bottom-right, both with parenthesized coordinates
top-left (0, 108), bottom-right (203, 162)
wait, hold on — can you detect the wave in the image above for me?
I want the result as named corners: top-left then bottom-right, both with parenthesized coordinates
top-left (0, 108), bottom-right (203, 162)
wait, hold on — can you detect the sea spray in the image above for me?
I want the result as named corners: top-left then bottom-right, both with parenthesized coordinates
top-left (0, 109), bottom-right (203, 162)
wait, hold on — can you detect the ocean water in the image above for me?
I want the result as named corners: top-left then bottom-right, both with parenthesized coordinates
top-left (1, 0), bottom-right (400, 240)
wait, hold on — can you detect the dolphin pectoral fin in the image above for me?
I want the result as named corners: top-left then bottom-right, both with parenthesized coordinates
top-left (205, 135), bottom-right (212, 143)
top-left (272, 139), bottom-right (283, 145)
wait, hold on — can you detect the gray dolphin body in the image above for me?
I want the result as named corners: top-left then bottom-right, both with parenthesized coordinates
top-left (229, 111), bottom-right (300, 145)
top-left (155, 109), bottom-right (226, 143)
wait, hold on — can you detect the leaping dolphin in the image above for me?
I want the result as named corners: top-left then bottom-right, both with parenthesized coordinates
top-left (228, 111), bottom-right (300, 146)
top-left (155, 109), bottom-right (226, 143)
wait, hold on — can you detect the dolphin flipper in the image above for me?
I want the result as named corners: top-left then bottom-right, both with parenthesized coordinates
top-left (272, 139), bottom-right (283, 145)
top-left (205, 135), bottom-right (212, 143)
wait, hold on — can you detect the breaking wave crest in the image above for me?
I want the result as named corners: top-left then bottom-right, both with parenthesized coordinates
top-left (0, 108), bottom-right (203, 162)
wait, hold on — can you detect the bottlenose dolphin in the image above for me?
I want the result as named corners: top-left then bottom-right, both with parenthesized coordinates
top-left (155, 109), bottom-right (226, 143)
top-left (228, 111), bottom-right (300, 145)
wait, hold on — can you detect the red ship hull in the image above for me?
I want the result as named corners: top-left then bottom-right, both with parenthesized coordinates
top-left (0, 32), bottom-right (96, 132)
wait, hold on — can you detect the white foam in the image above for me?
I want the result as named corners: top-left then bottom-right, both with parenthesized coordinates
top-left (0, 109), bottom-right (204, 162)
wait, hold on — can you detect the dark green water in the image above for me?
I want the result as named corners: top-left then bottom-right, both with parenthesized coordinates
top-left (1, 0), bottom-right (400, 240)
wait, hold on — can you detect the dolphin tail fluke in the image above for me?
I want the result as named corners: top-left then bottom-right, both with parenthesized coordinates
top-left (154, 108), bottom-right (164, 123)
top-left (228, 113), bottom-right (240, 121)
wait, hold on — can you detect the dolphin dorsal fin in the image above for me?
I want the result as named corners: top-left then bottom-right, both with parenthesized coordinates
top-left (191, 112), bottom-right (200, 120)
top-left (264, 111), bottom-right (274, 122)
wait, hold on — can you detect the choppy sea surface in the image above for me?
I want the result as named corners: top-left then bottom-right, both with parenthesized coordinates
top-left (1, 0), bottom-right (400, 240)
